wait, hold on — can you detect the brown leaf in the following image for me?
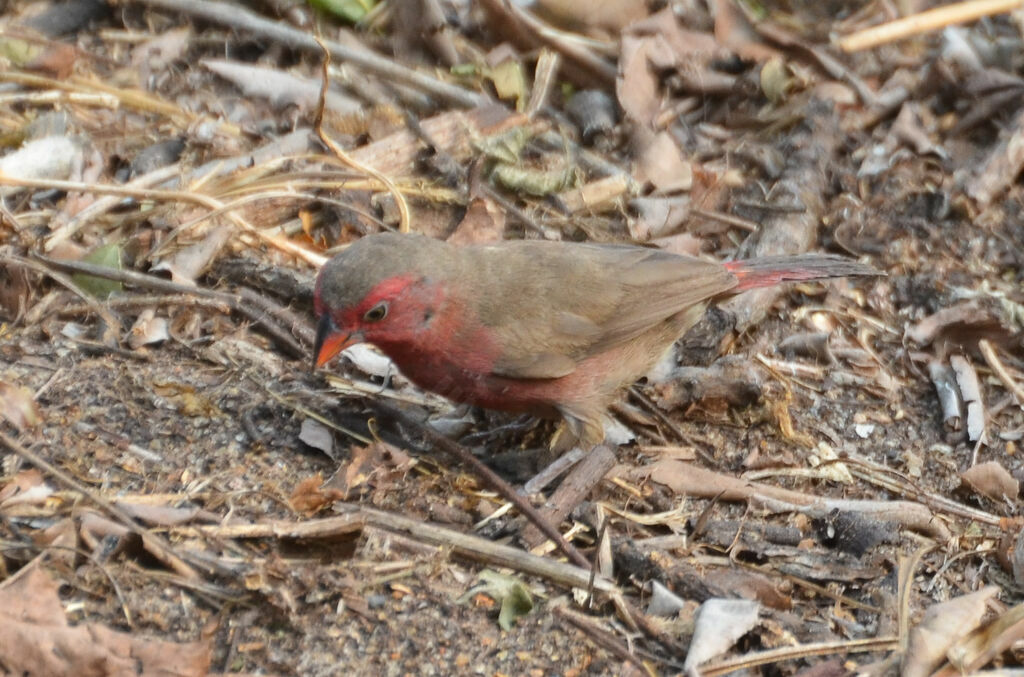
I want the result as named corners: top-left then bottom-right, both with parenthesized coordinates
top-left (0, 564), bottom-right (211, 677)
top-left (961, 461), bottom-right (1019, 503)
top-left (0, 468), bottom-right (51, 509)
top-left (290, 474), bottom-right (345, 515)
top-left (27, 43), bottom-right (78, 79)
top-left (903, 586), bottom-right (999, 677)
top-left (0, 381), bottom-right (42, 430)
top-left (635, 130), bottom-right (692, 193)
top-left (617, 35), bottom-right (664, 127)
top-left (906, 300), bottom-right (1014, 348)
top-left (534, 0), bottom-right (648, 34)
top-left (0, 263), bottom-right (32, 321)
top-left (448, 197), bottom-right (505, 245)
top-left (326, 442), bottom-right (414, 498)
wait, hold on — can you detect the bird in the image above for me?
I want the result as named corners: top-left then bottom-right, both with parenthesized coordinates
top-left (313, 232), bottom-right (877, 452)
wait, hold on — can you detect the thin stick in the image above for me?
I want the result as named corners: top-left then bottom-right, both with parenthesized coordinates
top-left (0, 175), bottom-right (323, 266)
top-left (313, 37), bottom-right (411, 234)
top-left (979, 339), bottom-right (1024, 408)
top-left (128, 0), bottom-right (486, 108)
top-left (199, 507), bottom-right (618, 593)
top-left (838, 0), bottom-right (1024, 52)
top-left (29, 255), bottom-right (308, 359)
top-left (0, 430), bottom-right (199, 579)
top-left (367, 400), bottom-right (592, 569)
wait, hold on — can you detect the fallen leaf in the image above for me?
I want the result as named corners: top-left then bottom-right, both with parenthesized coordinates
top-left (326, 441), bottom-right (414, 498)
top-left (0, 381), bottom-right (42, 430)
top-left (448, 197), bottom-right (505, 245)
top-left (127, 308), bottom-right (170, 349)
top-left (458, 570), bottom-right (534, 630)
top-left (903, 586), bottom-right (998, 677)
top-left (535, 0), bottom-right (648, 33)
top-left (683, 598), bottom-right (760, 671)
top-left (635, 129), bottom-right (692, 193)
top-left (151, 224), bottom-right (232, 285)
top-left (290, 474), bottom-right (345, 515)
top-left (299, 418), bottom-right (335, 457)
top-left (72, 243), bottom-right (123, 299)
top-left (961, 461), bottom-right (1019, 503)
top-left (0, 564), bottom-right (211, 677)
top-left (0, 468), bottom-right (50, 507)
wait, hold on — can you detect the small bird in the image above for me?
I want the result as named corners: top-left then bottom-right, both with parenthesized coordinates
top-left (313, 233), bottom-right (877, 451)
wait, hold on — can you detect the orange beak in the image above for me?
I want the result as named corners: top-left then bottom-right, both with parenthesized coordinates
top-left (313, 315), bottom-right (362, 369)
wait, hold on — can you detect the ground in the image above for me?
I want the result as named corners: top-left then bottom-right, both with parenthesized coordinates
top-left (2, 0), bottom-right (1024, 675)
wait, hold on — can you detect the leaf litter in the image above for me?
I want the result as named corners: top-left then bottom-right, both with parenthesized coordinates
top-left (1, 0), bottom-right (1024, 674)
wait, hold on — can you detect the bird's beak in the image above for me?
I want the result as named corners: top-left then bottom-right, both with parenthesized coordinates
top-left (313, 315), bottom-right (362, 369)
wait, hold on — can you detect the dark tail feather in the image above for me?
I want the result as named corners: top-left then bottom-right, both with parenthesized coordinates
top-left (723, 254), bottom-right (880, 292)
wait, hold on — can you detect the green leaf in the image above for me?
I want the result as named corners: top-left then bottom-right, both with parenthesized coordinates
top-left (457, 570), bottom-right (534, 630)
top-left (497, 581), bottom-right (533, 630)
top-left (308, 0), bottom-right (375, 23)
top-left (73, 243), bottom-right (123, 299)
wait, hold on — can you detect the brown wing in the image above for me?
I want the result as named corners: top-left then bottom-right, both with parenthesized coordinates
top-left (460, 242), bottom-right (738, 379)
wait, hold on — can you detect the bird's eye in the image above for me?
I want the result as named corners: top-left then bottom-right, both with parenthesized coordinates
top-left (363, 302), bottom-right (388, 322)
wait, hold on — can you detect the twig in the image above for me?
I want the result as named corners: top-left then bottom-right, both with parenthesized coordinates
top-left (700, 636), bottom-right (900, 676)
top-left (691, 207), bottom-right (758, 232)
top-left (522, 445), bottom-right (616, 549)
top-left (197, 506), bottom-right (618, 594)
top-left (979, 339), bottom-right (1024, 408)
top-left (839, 455), bottom-right (1002, 527)
top-left (29, 255), bottom-right (309, 359)
top-left (838, 0), bottom-right (1024, 52)
top-left (3, 254), bottom-right (122, 335)
top-left (0, 429), bottom-right (199, 579)
top-left (367, 400), bottom-right (592, 570)
top-left (127, 0), bottom-right (487, 108)
top-left (553, 605), bottom-right (652, 673)
top-left (0, 174), bottom-right (322, 265)
top-left (313, 37), bottom-right (411, 234)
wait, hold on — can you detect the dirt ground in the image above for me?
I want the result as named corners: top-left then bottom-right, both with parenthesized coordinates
top-left (3, 0), bottom-right (1024, 675)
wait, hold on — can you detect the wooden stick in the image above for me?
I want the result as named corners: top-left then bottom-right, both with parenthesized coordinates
top-left (838, 0), bottom-right (1024, 52)
top-left (127, 0), bottom-right (487, 108)
top-left (522, 445), bottom-right (616, 549)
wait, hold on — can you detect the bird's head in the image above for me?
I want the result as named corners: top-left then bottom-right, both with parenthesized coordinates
top-left (312, 233), bottom-right (449, 368)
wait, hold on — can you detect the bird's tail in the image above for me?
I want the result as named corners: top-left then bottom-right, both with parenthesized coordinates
top-left (723, 254), bottom-right (880, 292)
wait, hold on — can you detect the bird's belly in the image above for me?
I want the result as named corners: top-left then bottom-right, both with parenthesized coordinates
top-left (387, 330), bottom-right (675, 418)
top-left (393, 354), bottom-right (563, 416)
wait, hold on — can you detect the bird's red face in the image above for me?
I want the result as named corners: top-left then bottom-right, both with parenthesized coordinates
top-left (312, 273), bottom-right (442, 368)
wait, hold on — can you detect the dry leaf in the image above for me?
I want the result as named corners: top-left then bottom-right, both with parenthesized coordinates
top-left (535, 0), bottom-right (648, 33)
top-left (0, 564), bottom-right (211, 677)
top-left (0, 468), bottom-right (50, 508)
top-left (448, 197), bottom-right (505, 245)
top-left (299, 418), bottom-right (335, 457)
top-left (683, 598), bottom-right (760, 671)
top-left (0, 381), bottom-right (42, 430)
top-left (635, 130), bottom-right (692, 193)
top-left (961, 461), bottom-right (1019, 503)
top-left (151, 224), bottom-right (232, 285)
top-left (617, 35), bottom-right (664, 127)
top-left (127, 308), bottom-right (170, 349)
top-left (326, 441), bottom-right (413, 497)
top-left (290, 474), bottom-right (345, 514)
top-left (903, 586), bottom-right (999, 677)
